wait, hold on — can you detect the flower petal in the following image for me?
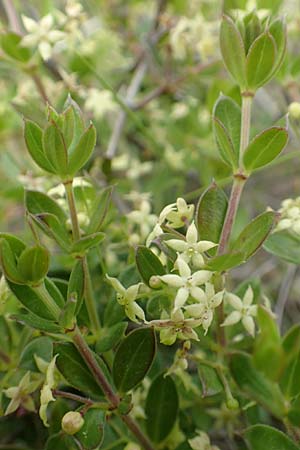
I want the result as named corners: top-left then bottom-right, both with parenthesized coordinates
top-left (191, 270), bottom-right (212, 286)
top-left (160, 328), bottom-right (177, 345)
top-left (160, 274), bottom-right (184, 288)
top-left (174, 287), bottom-right (189, 309)
top-left (190, 286), bottom-right (206, 302)
top-left (165, 239), bottom-right (188, 252)
top-left (226, 293), bottom-right (243, 310)
top-left (186, 221), bottom-right (198, 244)
top-left (196, 240), bottom-right (218, 252)
top-left (209, 291), bottom-right (224, 309)
top-left (242, 315), bottom-right (255, 337)
top-left (106, 275), bottom-right (126, 295)
top-left (185, 303), bottom-right (205, 318)
top-left (243, 286), bottom-right (254, 306)
top-left (176, 257), bottom-right (191, 278)
top-left (221, 311), bottom-right (242, 327)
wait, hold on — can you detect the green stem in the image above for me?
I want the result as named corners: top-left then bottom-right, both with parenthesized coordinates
top-left (82, 256), bottom-right (101, 332)
top-left (216, 94), bottom-right (253, 346)
top-left (72, 326), bottom-right (155, 450)
top-left (34, 283), bottom-right (61, 320)
top-left (64, 180), bottom-right (101, 333)
top-left (64, 181), bottom-right (80, 241)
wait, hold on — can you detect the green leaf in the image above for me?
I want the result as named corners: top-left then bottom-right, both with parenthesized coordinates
top-left (220, 15), bottom-right (247, 88)
top-left (11, 310), bottom-right (62, 333)
top-left (253, 306), bottom-right (283, 380)
top-left (244, 425), bottom-right (299, 450)
top-left (75, 408), bottom-right (105, 449)
top-left (54, 343), bottom-right (105, 399)
top-left (230, 211), bottom-right (276, 260)
top-left (43, 122), bottom-right (68, 175)
top-left (246, 32), bottom-right (276, 90)
top-left (264, 230), bottom-right (300, 264)
top-left (135, 246), bottom-right (166, 287)
top-left (113, 327), bottom-right (156, 393)
top-left (87, 186), bottom-right (113, 234)
top-left (196, 181), bottom-right (228, 248)
top-left (281, 325), bottom-right (300, 399)
top-left (198, 364), bottom-right (223, 397)
top-left (24, 120), bottom-right (55, 174)
top-left (19, 337), bottom-right (53, 372)
top-left (145, 374), bottom-right (179, 443)
top-left (45, 432), bottom-right (80, 450)
top-left (96, 322), bottom-right (127, 353)
top-left (68, 124), bottom-right (96, 175)
top-left (1, 32), bottom-right (31, 62)
top-left (213, 95), bottom-right (241, 168)
top-left (30, 213), bottom-right (71, 251)
top-left (70, 232), bottom-right (105, 255)
top-left (0, 238), bottom-right (24, 284)
top-left (206, 252), bottom-right (245, 272)
top-left (243, 127), bottom-right (288, 172)
top-left (269, 18), bottom-right (287, 77)
top-left (230, 352), bottom-right (286, 418)
top-left (0, 233), bottom-right (26, 257)
top-left (7, 278), bottom-right (64, 320)
top-left (67, 260), bottom-right (85, 315)
top-left (17, 246), bottom-right (50, 285)
top-left (25, 190), bottom-right (67, 222)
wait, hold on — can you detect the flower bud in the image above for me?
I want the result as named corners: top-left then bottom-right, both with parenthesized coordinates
top-left (226, 398), bottom-right (239, 410)
top-left (289, 102), bottom-right (300, 119)
top-left (61, 411), bottom-right (84, 435)
top-left (149, 275), bottom-right (162, 289)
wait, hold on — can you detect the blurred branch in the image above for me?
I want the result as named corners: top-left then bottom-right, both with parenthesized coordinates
top-left (2, 0), bottom-right (51, 104)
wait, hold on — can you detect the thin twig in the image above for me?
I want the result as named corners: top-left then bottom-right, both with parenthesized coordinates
top-left (276, 263), bottom-right (297, 331)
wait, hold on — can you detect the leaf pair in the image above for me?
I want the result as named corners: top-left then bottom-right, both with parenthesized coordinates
top-left (220, 14), bottom-right (286, 92)
top-left (24, 100), bottom-right (96, 180)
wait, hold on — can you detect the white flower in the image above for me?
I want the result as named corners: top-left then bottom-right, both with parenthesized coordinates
top-left (221, 286), bottom-right (257, 337)
top-left (106, 276), bottom-right (145, 323)
top-left (159, 197), bottom-right (194, 229)
top-left (127, 200), bottom-right (157, 240)
top-left (166, 221), bottom-right (217, 268)
top-left (85, 89), bottom-right (118, 120)
top-left (185, 283), bottom-right (224, 334)
top-left (276, 197), bottom-right (300, 235)
top-left (188, 430), bottom-right (220, 450)
top-left (22, 14), bottom-right (66, 60)
top-left (39, 355), bottom-right (58, 427)
top-left (159, 257), bottom-right (212, 310)
top-left (152, 309), bottom-right (202, 345)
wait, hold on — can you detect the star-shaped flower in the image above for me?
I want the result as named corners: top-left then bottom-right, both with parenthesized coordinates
top-left (159, 198), bottom-right (194, 229)
top-left (4, 371), bottom-right (40, 415)
top-left (106, 276), bottom-right (145, 323)
top-left (22, 14), bottom-right (66, 60)
top-left (39, 355), bottom-right (58, 427)
top-left (185, 283), bottom-right (224, 334)
top-left (166, 221), bottom-right (217, 268)
top-left (221, 286), bottom-right (257, 337)
top-left (151, 309), bottom-right (202, 345)
top-left (159, 257), bottom-right (212, 310)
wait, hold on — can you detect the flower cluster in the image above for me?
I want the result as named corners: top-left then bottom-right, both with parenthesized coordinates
top-left (276, 197), bottom-right (300, 235)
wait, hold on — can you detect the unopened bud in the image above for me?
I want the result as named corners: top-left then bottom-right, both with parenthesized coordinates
top-left (226, 398), bottom-right (239, 410)
top-left (289, 102), bottom-right (300, 119)
top-left (149, 275), bottom-right (162, 289)
top-left (61, 411), bottom-right (84, 435)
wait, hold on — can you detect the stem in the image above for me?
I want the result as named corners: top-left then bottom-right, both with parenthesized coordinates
top-left (64, 180), bottom-right (101, 332)
top-left (72, 326), bottom-right (155, 450)
top-left (276, 263), bottom-right (297, 331)
top-left (216, 95), bottom-right (253, 346)
top-left (34, 283), bottom-right (61, 319)
top-left (82, 256), bottom-right (101, 332)
top-left (64, 181), bottom-right (80, 241)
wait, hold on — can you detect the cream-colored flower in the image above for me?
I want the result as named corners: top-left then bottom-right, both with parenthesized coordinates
top-left (188, 430), bottom-right (220, 450)
top-left (152, 309), bottom-right (202, 345)
top-left (166, 221), bottom-right (217, 268)
top-left (4, 372), bottom-right (40, 415)
top-left (160, 197), bottom-right (194, 229)
top-left (160, 257), bottom-right (212, 310)
top-left (85, 88), bottom-right (118, 120)
top-left (106, 276), bottom-right (145, 323)
top-left (221, 286), bottom-right (257, 337)
top-left (127, 200), bottom-right (157, 240)
top-left (276, 197), bottom-right (300, 235)
top-left (185, 283), bottom-right (224, 334)
top-left (39, 355), bottom-right (58, 427)
top-left (22, 14), bottom-right (66, 60)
